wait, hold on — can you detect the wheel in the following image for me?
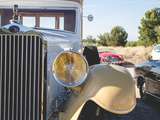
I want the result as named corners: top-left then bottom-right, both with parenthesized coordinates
top-left (83, 46), bottom-right (100, 66)
top-left (148, 55), bottom-right (152, 60)
top-left (137, 76), bottom-right (146, 98)
top-left (139, 82), bottom-right (146, 98)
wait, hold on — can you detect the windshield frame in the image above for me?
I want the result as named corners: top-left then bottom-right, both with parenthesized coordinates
top-left (0, 6), bottom-right (81, 34)
top-left (20, 7), bottom-right (79, 33)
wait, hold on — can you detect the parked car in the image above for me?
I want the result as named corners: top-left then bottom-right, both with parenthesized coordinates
top-left (99, 52), bottom-right (125, 65)
top-left (0, 0), bottom-right (136, 120)
top-left (135, 60), bottom-right (160, 102)
top-left (151, 44), bottom-right (160, 60)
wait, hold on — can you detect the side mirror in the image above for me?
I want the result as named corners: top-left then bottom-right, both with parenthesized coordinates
top-left (87, 14), bottom-right (94, 22)
top-left (83, 14), bottom-right (94, 22)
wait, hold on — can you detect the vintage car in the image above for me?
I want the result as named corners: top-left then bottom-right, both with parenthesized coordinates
top-left (0, 0), bottom-right (136, 120)
top-left (151, 44), bottom-right (160, 60)
top-left (135, 60), bottom-right (160, 101)
top-left (99, 52), bottom-right (124, 65)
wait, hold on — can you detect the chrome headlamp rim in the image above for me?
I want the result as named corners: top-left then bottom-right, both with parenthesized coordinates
top-left (52, 50), bottom-right (89, 88)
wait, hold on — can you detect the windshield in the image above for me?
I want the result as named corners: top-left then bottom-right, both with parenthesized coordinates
top-left (105, 56), bottom-right (122, 62)
top-left (0, 9), bottom-right (76, 32)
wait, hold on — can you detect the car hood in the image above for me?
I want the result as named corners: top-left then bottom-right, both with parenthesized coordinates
top-left (2, 23), bottom-right (81, 51)
top-left (1, 23), bottom-right (83, 117)
top-left (136, 60), bottom-right (160, 74)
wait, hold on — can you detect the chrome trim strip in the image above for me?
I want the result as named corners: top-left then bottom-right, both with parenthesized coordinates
top-left (52, 50), bottom-right (89, 87)
top-left (37, 36), bottom-right (40, 120)
top-left (145, 77), bottom-right (160, 82)
top-left (41, 39), bottom-right (46, 120)
top-left (146, 92), bottom-right (160, 100)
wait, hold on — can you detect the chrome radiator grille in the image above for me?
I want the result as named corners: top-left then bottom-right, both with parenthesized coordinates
top-left (0, 34), bottom-right (46, 120)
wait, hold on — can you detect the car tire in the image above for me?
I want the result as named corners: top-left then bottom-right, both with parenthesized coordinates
top-left (83, 46), bottom-right (100, 66)
top-left (137, 76), bottom-right (146, 99)
top-left (139, 82), bottom-right (146, 99)
top-left (148, 55), bottom-right (152, 60)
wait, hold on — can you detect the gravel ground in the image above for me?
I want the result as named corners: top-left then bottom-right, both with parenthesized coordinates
top-left (79, 98), bottom-right (160, 120)
top-left (105, 99), bottom-right (160, 120)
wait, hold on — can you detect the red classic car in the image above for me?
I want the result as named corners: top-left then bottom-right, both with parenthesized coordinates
top-left (99, 52), bottom-right (124, 65)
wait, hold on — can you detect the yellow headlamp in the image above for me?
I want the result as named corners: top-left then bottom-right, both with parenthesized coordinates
top-left (52, 51), bottom-right (89, 87)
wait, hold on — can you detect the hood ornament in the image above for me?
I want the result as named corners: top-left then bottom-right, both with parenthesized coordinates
top-left (10, 4), bottom-right (21, 24)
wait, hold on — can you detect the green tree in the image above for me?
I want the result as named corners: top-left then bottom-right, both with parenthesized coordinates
top-left (110, 26), bottom-right (128, 46)
top-left (98, 26), bottom-right (128, 46)
top-left (84, 36), bottom-right (96, 43)
top-left (82, 35), bottom-right (97, 45)
top-left (98, 32), bottom-right (110, 46)
top-left (155, 26), bottom-right (160, 44)
top-left (126, 41), bottom-right (137, 47)
top-left (139, 8), bottom-right (160, 46)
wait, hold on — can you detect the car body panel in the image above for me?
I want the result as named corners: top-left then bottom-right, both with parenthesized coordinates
top-left (0, 0), bottom-right (82, 8)
top-left (59, 64), bottom-right (136, 120)
top-left (99, 52), bottom-right (124, 64)
top-left (135, 60), bottom-right (160, 101)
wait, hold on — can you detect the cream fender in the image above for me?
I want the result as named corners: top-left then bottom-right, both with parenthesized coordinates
top-left (60, 64), bottom-right (136, 120)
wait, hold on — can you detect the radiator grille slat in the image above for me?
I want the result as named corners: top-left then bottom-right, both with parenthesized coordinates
top-left (29, 36), bottom-right (32, 120)
top-left (4, 35), bottom-right (7, 120)
top-left (11, 35), bottom-right (15, 120)
top-left (33, 36), bottom-right (36, 120)
top-left (0, 36), bottom-right (2, 119)
top-left (0, 34), bottom-right (45, 120)
top-left (36, 36), bottom-right (40, 120)
top-left (16, 35), bottom-right (20, 120)
top-left (20, 36), bottom-right (25, 120)
top-left (24, 36), bottom-right (28, 120)
top-left (7, 36), bottom-right (12, 120)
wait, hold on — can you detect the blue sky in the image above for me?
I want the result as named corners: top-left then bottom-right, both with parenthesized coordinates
top-left (83, 0), bottom-right (160, 41)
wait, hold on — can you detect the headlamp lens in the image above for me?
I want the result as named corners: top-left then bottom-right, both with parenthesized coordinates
top-left (53, 51), bottom-right (88, 87)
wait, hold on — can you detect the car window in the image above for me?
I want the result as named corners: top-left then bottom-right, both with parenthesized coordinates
top-left (23, 16), bottom-right (36, 27)
top-left (154, 45), bottom-right (160, 51)
top-left (0, 9), bottom-right (76, 32)
top-left (106, 56), bottom-right (121, 62)
top-left (40, 17), bottom-right (56, 29)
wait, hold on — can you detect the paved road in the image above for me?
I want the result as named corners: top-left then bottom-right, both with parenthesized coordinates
top-left (102, 99), bottom-right (160, 120)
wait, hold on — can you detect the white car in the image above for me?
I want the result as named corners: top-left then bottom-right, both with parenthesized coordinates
top-left (151, 44), bottom-right (160, 60)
